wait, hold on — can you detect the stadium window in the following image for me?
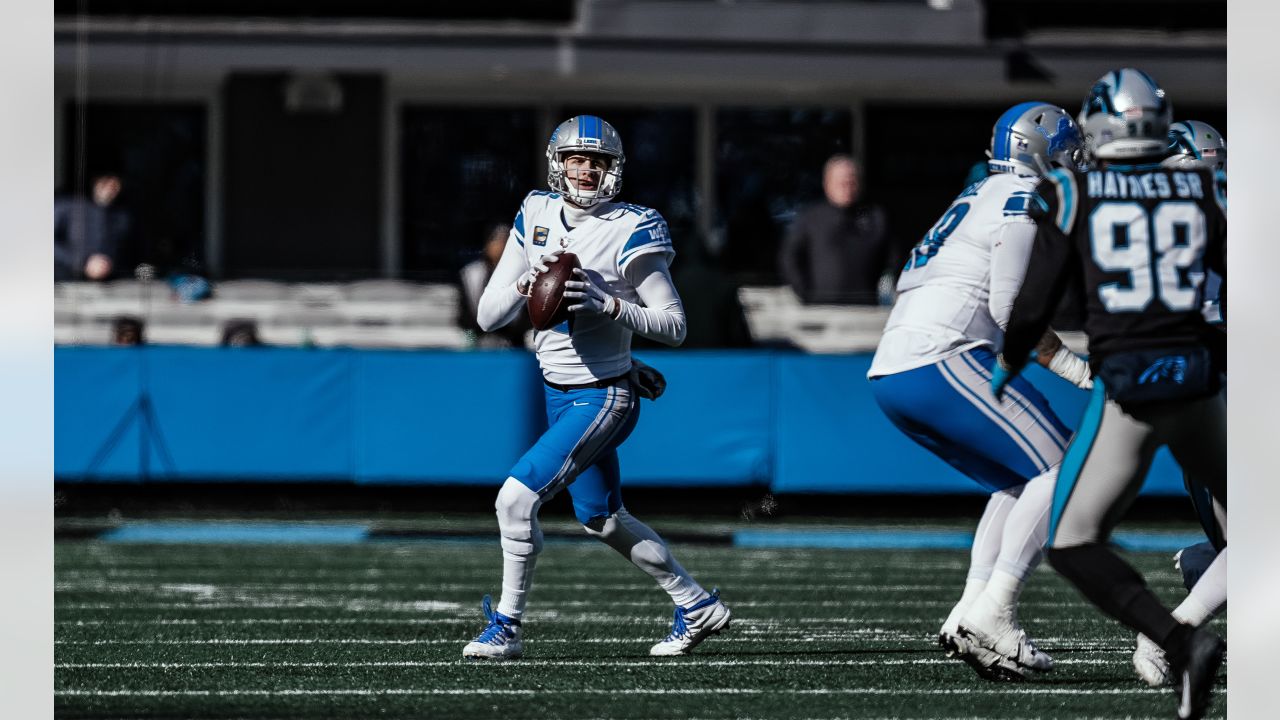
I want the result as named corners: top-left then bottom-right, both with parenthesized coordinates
top-left (557, 106), bottom-right (699, 244)
top-left (400, 106), bottom-right (539, 282)
top-left (713, 107), bottom-right (852, 284)
top-left (59, 102), bottom-right (207, 277)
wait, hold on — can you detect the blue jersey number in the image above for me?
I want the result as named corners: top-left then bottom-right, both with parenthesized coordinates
top-left (904, 203), bottom-right (970, 271)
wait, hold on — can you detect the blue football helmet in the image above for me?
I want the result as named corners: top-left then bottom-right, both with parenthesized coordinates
top-left (1162, 120), bottom-right (1226, 172)
top-left (1078, 68), bottom-right (1172, 161)
top-left (546, 115), bottom-right (625, 207)
top-left (987, 101), bottom-right (1082, 176)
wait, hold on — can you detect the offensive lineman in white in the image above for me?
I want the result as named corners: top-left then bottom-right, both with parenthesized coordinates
top-left (462, 115), bottom-right (731, 660)
top-left (867, 103), bottom-right (1093, 680)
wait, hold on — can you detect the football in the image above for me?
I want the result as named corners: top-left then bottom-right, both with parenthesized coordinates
top-left (526, 251), bottom-right (581, 331)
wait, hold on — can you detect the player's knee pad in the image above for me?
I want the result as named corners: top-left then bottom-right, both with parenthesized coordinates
top-left (495, 477), bottom-right (543, 557)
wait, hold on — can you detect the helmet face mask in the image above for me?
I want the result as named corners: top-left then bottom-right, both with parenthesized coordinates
top-left (547, 115), bottom-right (625, 207)
top-left (987, 102), bottom-right (1083, 177)
top-left (1078, 68), bottom-right (1173, 162)
top-left (1161, 120), bottom-right (1227, 172)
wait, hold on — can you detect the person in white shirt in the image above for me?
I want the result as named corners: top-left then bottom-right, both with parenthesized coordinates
top-left (867, 102), bottom-right (1092, 681)
top-left (462, 115), bottom-right (731, 661)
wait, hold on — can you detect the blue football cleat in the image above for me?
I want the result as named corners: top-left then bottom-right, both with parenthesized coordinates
top-left (462, 594), bottom-right (523, 660)
top-left (649, 588), bottom-right (732, 656)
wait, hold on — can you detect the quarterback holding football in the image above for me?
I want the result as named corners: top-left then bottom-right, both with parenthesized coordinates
top-left (463, 115), bottom-right (732, 660)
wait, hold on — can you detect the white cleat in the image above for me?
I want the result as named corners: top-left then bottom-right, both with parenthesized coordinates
top-left (649, 589), bottom-right (732, 656)
top-left (956, 595), bottom-right (1053, 681)
top-left (462, 595), bottom-right (523, 660)
top-left (1133, 633), bottom-right (1172, 687)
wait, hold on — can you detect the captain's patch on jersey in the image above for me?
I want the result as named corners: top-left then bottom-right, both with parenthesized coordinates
top-left (533, 226), bottom-right (550, 246)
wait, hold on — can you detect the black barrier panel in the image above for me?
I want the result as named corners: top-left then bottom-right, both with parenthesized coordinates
top-left (400, 106), bottom-right (540, 282)
top-left (223, 73), bottom-right (383, 279)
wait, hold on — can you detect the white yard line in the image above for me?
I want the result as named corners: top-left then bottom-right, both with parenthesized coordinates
top-left (55, 632), bottom-right (936, 645)
top-left (56, 581), bottom-right (968, 593)
top-left (54, 687), bottom-right (1166, 697)
top-left (57, 633), bottom-right (1139, 647)
top-left (56, 657), bottom-right (1122, 670)
top-left (54, 616), bottom-right (1116, 627)
top-left (54, 599), bottom-right (962, 611)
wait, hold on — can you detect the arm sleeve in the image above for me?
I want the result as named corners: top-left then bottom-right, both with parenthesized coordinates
top-left (1002, 220), bottom-right (1077, 372)
top-left (476, 229), bottom-right (530, 333)
top-left (613, 253), bottom-right (687, 347)
top-left (988, 220), bottom-right (1038, 330)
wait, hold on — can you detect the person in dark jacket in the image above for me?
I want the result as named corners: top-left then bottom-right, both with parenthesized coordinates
top-left (779, 154), bottom-right (890, 304)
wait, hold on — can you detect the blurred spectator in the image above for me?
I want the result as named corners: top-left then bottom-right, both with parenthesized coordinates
top-left (221, 319), bottom-right (263, 347)
top-left (459, 223), bottom-right (531, 348)
top-left (111, 316), bottom-right (144, 346)
top-left (55, 173), bottom-right (132, 282)
top-left (779, 155), bottom-right (891, 304)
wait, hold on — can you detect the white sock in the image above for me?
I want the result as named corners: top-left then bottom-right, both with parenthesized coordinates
top-left (969, 489), bottom-right (1019, 583)
top-left (984, 568), bottom-right (1024, 608)
top-left (493, 478), bottom-right (543, 620)
top-left (584, 509), bottom-right (708, 608)
top-left (1174, 547), bottom-right (1227, 626)
top-left (944, 577), bottom-right (988, 632)
top-left (993, 469), bottom-right (1055, 581)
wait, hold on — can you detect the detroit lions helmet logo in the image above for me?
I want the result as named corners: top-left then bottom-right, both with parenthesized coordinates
top-left (1138, 356), bottom-right (1187, 385)
top-left (1035, 116), bottom-right (1080, 157)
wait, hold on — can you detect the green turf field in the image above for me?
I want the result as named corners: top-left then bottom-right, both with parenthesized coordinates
top-left (55, 527), bottom-right (1226, 719)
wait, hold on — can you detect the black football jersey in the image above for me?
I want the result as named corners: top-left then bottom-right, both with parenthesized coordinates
top-left (1003, 163), bottom-right (1227, 367)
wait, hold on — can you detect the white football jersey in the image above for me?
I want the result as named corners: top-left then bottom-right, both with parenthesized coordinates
top-left (868, 173), bottom-right (1039, 378)
top-left (512, 191), bottom-right (675, 385)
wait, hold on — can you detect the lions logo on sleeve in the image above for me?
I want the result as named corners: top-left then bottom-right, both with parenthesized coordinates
top-left (618, 208), bottom-right (674, 273)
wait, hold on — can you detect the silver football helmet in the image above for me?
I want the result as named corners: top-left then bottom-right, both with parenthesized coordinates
top-left (1078, 68), bottom-right (1173, 161)
top-left (546, 115), bottom-right (625, 207)
top-left (1162, 120), bottom-right (1227, 172)
top-left (987, 101), bottom-right (1082, 176)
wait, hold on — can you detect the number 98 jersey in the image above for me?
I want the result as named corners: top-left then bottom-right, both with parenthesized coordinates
top-left (1019, 165), bottom-right (1227, 359)
top-left (869, 172), bottom-right (1040, 378)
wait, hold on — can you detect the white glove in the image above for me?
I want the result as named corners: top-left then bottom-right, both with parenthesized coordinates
top-left (563, 268), bottom-right (620, 317)
top-left (516, 248), bottom-right (566, 296)
top-left (628, 358), bottom-right (667, 400)
top-left (1047, 346), bottom-right (1093, 391)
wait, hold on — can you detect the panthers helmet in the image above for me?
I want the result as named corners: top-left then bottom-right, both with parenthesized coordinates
top-left (546, 115), bottom-right (625, 207)
top-left (1162, 120), bottom-right (1227, 172)
top-left (987, 101), bottom-right (1082, 176)
top-left (1078, 68), bottom-right (1172, 161)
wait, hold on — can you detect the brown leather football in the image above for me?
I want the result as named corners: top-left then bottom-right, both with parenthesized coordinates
top-left (526, 252), bottom-right (581, 331)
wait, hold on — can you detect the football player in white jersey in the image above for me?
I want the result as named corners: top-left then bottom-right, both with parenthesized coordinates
top-left (1131, 119), bottom-right (1228, 688)
top-left (462, 115), bottom-right (731, 660)
top-left (867, 102), bottom-right (1093, 681)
